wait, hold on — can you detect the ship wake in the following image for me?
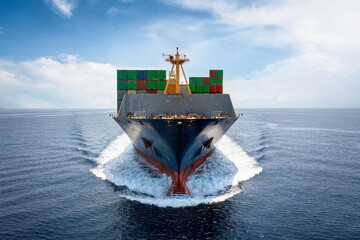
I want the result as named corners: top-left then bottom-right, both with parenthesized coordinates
top-left (91, 134), bottom-right (262, 208)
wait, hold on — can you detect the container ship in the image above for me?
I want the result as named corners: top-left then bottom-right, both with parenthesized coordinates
top-left (113, 48), bottom-right (238, 195)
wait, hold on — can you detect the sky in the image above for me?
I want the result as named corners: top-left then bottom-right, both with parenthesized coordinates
top-left (0, 0), bottom-right (359, 109)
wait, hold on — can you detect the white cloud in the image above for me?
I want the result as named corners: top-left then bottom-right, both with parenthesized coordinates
top-left (173, 0), bottom-right (360, 52)
top-left (106, 6), bottom-right (121, 16)
top-left (161, 0), bottom-right (360, 107)
top-left (0, 55), bottom-right (118, 109)
top-left (228, 52), bottom-right (360, 108)
top-left (44, 0), bottom-right (76, 17)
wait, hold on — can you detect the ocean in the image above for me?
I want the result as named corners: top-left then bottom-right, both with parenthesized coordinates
top-left (0, 109), bottom-right (359, 239)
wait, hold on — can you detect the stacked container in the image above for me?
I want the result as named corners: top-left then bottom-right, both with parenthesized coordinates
top-left (189, 69), bottom-right (223, 94)
top-left (117, 69), bottom-right (223, 110)
top-left (117, 70), bottom-right (127, 112)
top-left (210, 69), bottom-right (223, 94)
top-left (156, 70), bottom-right (166, 93)
top-left (116, 69), bottom-right (167, 111)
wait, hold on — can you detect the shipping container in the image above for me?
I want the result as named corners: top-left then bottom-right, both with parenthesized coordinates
top-left (189, 77), bottom-right (196, 85)
top-left (189, 85), bottom-right (195, 93)
top-left (117, 90), bottom-right (126, 100)
top-left (196, 77), bottom-right (203, 85)
top-left (137, 70), bottom-right (147, 80)
top-left (127, 70), bottom-right (137, 80)
top-left (137, 80), bottom-right (147, 90)
top-left (157, 80), bottom-right (166, 90)
top-left (147, 70), bottom-right (157, 80)
top-left (210, 77), bottom-right (216, 84)
top-left (210, 70), bottom-right (217, 78)
top-left (137, 90), bottom-right (147, 94)
top-left (157, 90), bottom-right (165, 94)
top-left (216, 85), bottom-right (223, 93)
top-left (127, 90), bottom-right (137, 94)
top-left (147, 90), bottom-right (157, 94)
top-left (157, 70), bottom-right (166, 80)
top-left (117, 80), bottom-right (126, 90)
top-left (203, 85), bottom-right (210, 93)
top-left (216, 70), bottom-right (223, 78)
top-left (210, 85), bottom-right (216, 93)
top-left (216, 77), bottom-right (223, 84)
top-left (203, 77), bottom-right (210, 85)
top-left (147, 80), bottom-right (157, 90)
top-left (117, 70), bottom-right (127, 80)
top-left (196, 85), bottom-right (203, 93)
top-left (127, 80), bottom-right (137, 90)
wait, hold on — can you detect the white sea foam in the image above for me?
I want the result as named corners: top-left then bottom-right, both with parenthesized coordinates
top-left (91, 134), bottom-right (132, 179)
top-left (91, 134), bottom-right (262, 208)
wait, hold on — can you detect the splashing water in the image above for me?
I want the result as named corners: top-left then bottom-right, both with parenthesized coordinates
top-left (91, 134), bottom-right (262, 208)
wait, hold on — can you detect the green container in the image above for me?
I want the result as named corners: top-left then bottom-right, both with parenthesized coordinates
top-left (127, 80), bottom-right (137, 90)
top-left (147, 80), bottom-right (157, 90)
top-left (147, 70), bottom-right (157, 80)
top-left (203, 85), bottom-right (210, 93)
top-left (189, 77), bottom-right (196, 85)
top-left (196, 77), bottom-right (203, 85)
top-left (117, 70), bottom-right (127, 80)
top-left (216, 70), bottom-right (223, 77)
top-left (157, 70), bottom-right (166, 80)
top-left (196, 85), bottom-right (203, 93)
top-left (117, 80), bottom-right (126, 90)
top-left (127, 70), bottom-right (137, 80)
top-left (137, 90), bottom-right (147, 94)
top-left (117, 90), bottom-right (126, 100)
top-left (210, 77), bottom-right (216, 84)
top-left (216, 78), bottom-right (223, 84)
top-left (157, 80), bottom-right (166, 90)
top-left (189, 85), bottom-right (196, 93)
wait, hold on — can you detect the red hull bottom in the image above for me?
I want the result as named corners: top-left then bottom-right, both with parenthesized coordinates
top-left (134, 146), bottom-right (215, 195)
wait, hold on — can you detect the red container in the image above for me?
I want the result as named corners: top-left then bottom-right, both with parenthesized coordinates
top-left (146, 90), bottom-right (157, 94)
top-left (216, 77), bottom-right (222, 80)
top-left (210, 85), bottom-right (216, 93)
top-left (203, 77), bottom-right (210, 85)
top-left (137, 80), bottom-right (147, 90)
top-left (216, 85), bottom-right (223, 93)
top-left (210, 70), bottom-right (217, 78)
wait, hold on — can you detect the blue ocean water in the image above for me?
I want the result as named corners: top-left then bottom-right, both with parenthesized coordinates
top-left (0, 109), bottom-right (359, 239)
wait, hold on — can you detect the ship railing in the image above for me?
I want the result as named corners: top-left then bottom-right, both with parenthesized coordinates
top-left (127, 111), bottom-right (146, 119)
top-left (211, 111), bottom-right (229, 118)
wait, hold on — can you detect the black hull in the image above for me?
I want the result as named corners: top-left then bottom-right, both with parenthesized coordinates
top-left (113, 93), bottom-right (238, 194)
top-left (114, 117), bottom-right (237, 173)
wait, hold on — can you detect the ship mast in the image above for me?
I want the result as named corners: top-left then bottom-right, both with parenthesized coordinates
top-left (163, 47), bottom-right (191, 94)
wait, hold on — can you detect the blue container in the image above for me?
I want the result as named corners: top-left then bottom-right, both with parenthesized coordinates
top-left (137, 70), bottom-right (147, 80)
